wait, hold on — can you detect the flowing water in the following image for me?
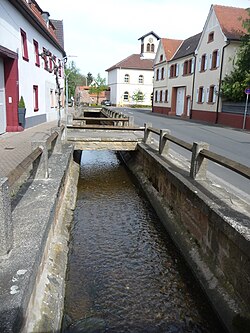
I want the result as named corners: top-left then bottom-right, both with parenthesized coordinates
top-left (63, 151), bottom-right (225, 333)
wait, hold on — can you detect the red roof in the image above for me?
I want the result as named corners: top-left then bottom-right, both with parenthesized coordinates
top-left (106, 54), bottom-right (154, 72)
top-left (161, 38), bottom-right (183, 61)
top-left (214, 5), bottom-right (249, 40)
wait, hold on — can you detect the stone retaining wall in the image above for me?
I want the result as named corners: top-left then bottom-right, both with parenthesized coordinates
top-left (120, 143), bottom-right (250, 333)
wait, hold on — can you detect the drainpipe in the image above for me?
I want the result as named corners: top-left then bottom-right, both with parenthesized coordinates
top-left (190, 53), bottom-right (197, 119)
top-left (215, 41), bottom-right (230, 124)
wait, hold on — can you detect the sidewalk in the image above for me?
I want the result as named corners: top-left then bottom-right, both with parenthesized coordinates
top-left (0, 121), bottom-right (57, 178)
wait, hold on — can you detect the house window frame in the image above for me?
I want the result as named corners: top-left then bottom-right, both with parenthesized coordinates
top-left (138, 75), bottom-right (144, 84)
top-left (208, 85), bottom-right (216, 103)
top-left (123, 91), bottom-right (129, 101)
top-left (160, 54), bottom-right (163, 62)
top-left (211, 49), bottom-right (219, 70)
top-left (165, 89), bottom-right (168, 102)
top-left (200, 54), bottom-right (207, 72)
top-left (33, 85), bottom-right (39, 112)
top-left (156, 68), bottom-right (159, 81)
top-left (208, 31), bottom-right (214, 43)
top-left (20, 29), bottom-right (29, 61)
top-left (161, 67), bottom-right (164, 80)
top-left (33, 39), bottom-right (40, 67)
top-left (159, 90), bottom-right (163, 102)
top-left (197, 86), bottom-right (204, 104)
top-left (124, 74), bottom-right (130, 83)
top-left (155, 90), bottom-right (158, 102)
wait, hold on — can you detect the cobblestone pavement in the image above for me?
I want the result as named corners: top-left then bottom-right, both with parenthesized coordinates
top-left (0, 121), bottom-right (57, 178)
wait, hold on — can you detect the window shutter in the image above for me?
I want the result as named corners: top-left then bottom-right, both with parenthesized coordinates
top-left (182, 63), bottom-right (184, 75)
top-left (168, 67), bottom-right (170, 78)
top-left (209, 53), bottom-right (212, 69)
top-left (205, 54), bottom-right (208, 71)
top-left (191, 58), bottom-right (194, 73)
top-left (216, 50), bottom-right (220, 68)
top-left (176, 64), bottom-right (179, 76)
top-left (202, 88), bottom-right (205, 103)
top-left (198, 58), bottom-right (201, 71)
top-left (196, 88), bottom-right (199, 102)
top-left (213, 85), bottom-right (217, 103)
top-left (206, 87), bottom-right (209, 102)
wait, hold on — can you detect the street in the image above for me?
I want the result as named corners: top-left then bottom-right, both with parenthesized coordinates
top-left (116, 107), bottom-right (250, 199)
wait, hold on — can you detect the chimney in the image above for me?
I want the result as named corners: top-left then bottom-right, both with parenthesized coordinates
top-left (41, 11), bottom-right (50, 28)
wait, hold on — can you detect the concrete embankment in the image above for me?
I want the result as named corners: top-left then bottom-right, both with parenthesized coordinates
top-left (0, 144), bottom-right (79, 332)
top-left (120, 143), bottom-right (250, 333)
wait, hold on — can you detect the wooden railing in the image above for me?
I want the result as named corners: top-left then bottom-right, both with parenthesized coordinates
top-left (143, 123), bottom-right (250, 181)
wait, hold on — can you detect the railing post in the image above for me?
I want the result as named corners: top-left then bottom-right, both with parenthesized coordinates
top-left (51, 127), bottom-right (62, 154)
top-left (129, 116), bottom-right (134, 127)
top-left (159, 129), bottom-right (171, 157)
top-left (190, 142), bottom-right (210, 180)
top-left (31, 134), bottom-right (49, 179)
top-left (0, 177), bottom-right (13, 256)
top-left (143, 122), bottom-right (152, 144)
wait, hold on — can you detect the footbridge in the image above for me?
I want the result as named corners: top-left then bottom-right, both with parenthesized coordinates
top-left (66, 107), bottom-right (144, 150)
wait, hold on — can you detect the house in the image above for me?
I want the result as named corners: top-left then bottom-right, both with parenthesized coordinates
top-left (153, 37), bottom-right (184, 114)
top-left (192, 5), bottom-right (249, 128)
top-left (106, 31), bottom-right (160, 107)
top-left (152, 5), bottom-right (249, 130)
top-left (75, 86), bottom-right (110, 106)
top-left (0, 0), bottom-right (66, 134)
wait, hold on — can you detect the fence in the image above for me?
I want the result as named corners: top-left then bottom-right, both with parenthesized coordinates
top-left (143, 122), bottom-right (250, 181)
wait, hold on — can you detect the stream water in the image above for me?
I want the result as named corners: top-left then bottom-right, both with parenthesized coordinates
top-left (63, 150), bottom-right (225, 333)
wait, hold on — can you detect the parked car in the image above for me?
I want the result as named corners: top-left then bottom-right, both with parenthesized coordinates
top-left (101, 99), bottom-right (111, 106)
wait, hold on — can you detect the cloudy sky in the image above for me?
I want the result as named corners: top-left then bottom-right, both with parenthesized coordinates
top-left (40, 0), bottom-right (249, 80)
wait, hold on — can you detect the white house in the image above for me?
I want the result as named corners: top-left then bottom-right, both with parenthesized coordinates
top-left (106, 31), bottom-right (160, 107)
top-left (0, 0), bottom-right (66, 134)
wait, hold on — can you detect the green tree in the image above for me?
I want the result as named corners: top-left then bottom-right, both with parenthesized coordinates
top-left (220, 9), bottom-right (250, 102)
top-left (88, 73), bottom-right (107, 105)
top-left (65, 61), bottom-right (86, 98)
top-left (132, 89), bottom-right (145, 103)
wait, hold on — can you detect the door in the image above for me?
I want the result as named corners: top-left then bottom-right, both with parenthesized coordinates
top-left (0, 58), bottom-right (6, 134)
top-left (176, 87), bottom-right (185, 116)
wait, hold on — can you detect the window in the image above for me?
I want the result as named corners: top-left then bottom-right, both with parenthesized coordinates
top-left (138, 91), bottom-right (144, 101)
top-left (147, 43), bottom-right (150, 52)
top-left (155, 90), bottom-right (158, 102)
top-left (42, 47), bottom-right (48, 70)
top-left (183, 59), bottom-right (194, 75)
top-left (156, 69), bottom-right (159, 81)
top-left (160, 90), bottom-right (163, 102)
top-left (124, 74), bottom-right (130, 83)
top-left (208, 32), bottom-right (214, 43)
top-left (123, 91), bottom-right (129, 101)
top-left (169, 64), bottom-right (179, 78)
top-left (211, 50), bottom-right (220, 69)
top-left (165, 89), bottom-right (168, 102)
top-left (160, 54), bottom-right (163, 62)
top-left (33, 85), bottom-right (39, 111)
top-left (20, 29), bottom-right (29, 61)
top-left (207, 85), bottom-right (216, 103)
top-left (151, 44), bottom-right (155, 52)
top-left (197, 86), bottom-right (204, 103)
top-left (199, 54), bottom-right (207, 72)
top-left (33, 40), bottom-right (40, 67)
top-left (161, 67), bottom-right (165, 80)
top-left (139, 75), bottom-right (144, 84)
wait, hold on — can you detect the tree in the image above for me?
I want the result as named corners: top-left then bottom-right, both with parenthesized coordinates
top-left (132, 89), bottom-right (145, 103)
top-left (88, 73), bottom-right (107, 105)
top-left (220, 9), bottom-right (250, 102)
top-left (65, 61), bottom-right (87, 98)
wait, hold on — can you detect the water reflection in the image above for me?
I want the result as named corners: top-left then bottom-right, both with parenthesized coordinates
top-left (64, 151), bottom-right (225, 333)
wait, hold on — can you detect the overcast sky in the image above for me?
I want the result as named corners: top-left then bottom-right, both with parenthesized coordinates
top-left (40, 0), bottom-right (250, 80)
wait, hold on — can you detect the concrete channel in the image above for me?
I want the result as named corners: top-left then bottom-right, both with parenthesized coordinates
top-left (0, 108), bottom-right (249, 332)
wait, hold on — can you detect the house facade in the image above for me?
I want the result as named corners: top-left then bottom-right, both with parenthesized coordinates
top-left (152, 5), bottom-right (249, 130)
top-left (106, 32), bottom-right (160, 107)
top-left (0, 0), bottom-right (66, 134)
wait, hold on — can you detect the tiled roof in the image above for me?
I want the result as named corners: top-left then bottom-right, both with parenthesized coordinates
top-left (171, 33), bottom-right (201, 60)
top-left (106, 54), bottom-right (154, 72)
top-left (214, 5), bottom-right (249, 40)
top-left (161, 38), bottom-right (183, 61)
top-left (51, 19), bottom-right (64, 49)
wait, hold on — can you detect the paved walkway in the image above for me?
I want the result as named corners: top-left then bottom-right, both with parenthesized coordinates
top-left (0, 121), bottom-right (57, 178)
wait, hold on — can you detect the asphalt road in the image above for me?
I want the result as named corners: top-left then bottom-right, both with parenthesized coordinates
top-left (115, 107), bottom-right (250, 199)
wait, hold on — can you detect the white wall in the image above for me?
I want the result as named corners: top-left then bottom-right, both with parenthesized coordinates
top-left (0, 0), bottom-right (64, 126)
